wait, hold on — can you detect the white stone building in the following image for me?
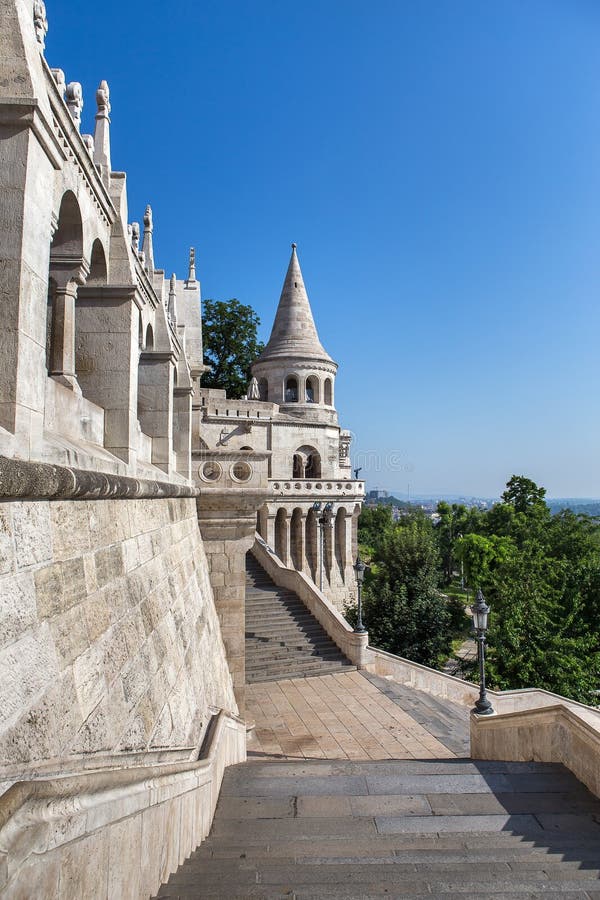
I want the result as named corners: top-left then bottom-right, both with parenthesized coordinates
top-left (196, 244), bottom-right (365, 609)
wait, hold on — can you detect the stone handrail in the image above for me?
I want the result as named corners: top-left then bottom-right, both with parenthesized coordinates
top-left (364, 646), bottom-right (600, 721)
top-left (0, 709), bottom-right (246, 899)
top-left (251, 534), bottom-right (370, 667)
top-left (471, 703), bottom-right (600, 799)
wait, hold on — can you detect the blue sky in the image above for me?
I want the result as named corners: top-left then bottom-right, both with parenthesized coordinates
top-left (47, 0), bottom-right (600, 497)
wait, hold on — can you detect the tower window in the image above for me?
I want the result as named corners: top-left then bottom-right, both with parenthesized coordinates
top-left (285, 376), bottom-right (298, 402)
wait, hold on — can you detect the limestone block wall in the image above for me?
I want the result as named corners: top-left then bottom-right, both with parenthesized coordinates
top-left (0, 495), bottom-right (236, 793)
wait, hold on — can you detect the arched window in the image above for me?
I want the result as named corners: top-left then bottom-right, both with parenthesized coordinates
top-left (87, 239), bottom-right (108, 285)
top-left (324, 378), bottom-right (332, 406)
top-left (285, 376), bottom-right (298, 402)
top-left (305, 375), bottom-right (319, 404)
top-left (145, 323), bottom-right (154, 351)
top-left (293, 445), bottom-right (321, 479)
top-left (258, 378), bottom-right (268, 401)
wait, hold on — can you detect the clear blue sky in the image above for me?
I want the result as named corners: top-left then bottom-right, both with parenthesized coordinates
top-left (47, 0), bottom-right (600, 498)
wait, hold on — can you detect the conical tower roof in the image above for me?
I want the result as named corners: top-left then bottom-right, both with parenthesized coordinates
top-left (255, 244), bottom-right (335, 364)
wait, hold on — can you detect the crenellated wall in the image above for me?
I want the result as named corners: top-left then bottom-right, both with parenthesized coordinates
top-left (0, 492), bottom-right (237, 795)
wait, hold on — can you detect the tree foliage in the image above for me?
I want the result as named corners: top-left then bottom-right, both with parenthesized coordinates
top-left (350, 510), bottom-right (457, 666)
top-left (201, 299), bottom-right (264, 398)
top-left (354, 476), bottom-right (600, 705)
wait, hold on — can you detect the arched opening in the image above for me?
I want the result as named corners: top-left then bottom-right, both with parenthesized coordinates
top-left (145, 323), bottom-right (154, 351)
top-left (324, 377), bottom-right (333, 406)
top-left (258, 378), bottom-right (268, 401)
top-left (138, 315), bottom-right (143, 349)
top-left (290, 508), bottom-right (304, 571)
top-left (52, 191), bottom-right (84, 258)
top-left (47, 191), bottom-right (84, 379)
top-left (87, 239), bottom-right (108, 285)
top-left (305, 509), bottom-right (318, 582)
top-left (285, 376), bottom-right (298, 403)
top-left (305, 375), bottom-right (319, 404)
top-left (293, 445), bottom-right (321, 479)
top-left (275, 508), bottom-right (289, 564)
top-left (335, 508), bottom-right (347, 583)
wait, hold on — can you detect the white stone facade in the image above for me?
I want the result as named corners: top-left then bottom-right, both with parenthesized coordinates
top-left (196, 245), bottom-right (365, 609)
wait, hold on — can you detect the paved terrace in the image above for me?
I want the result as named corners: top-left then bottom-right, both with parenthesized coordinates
top-left (246, 671), bottom-right (470, 760)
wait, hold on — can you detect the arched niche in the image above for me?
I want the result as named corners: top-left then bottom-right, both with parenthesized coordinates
top-left (293, 445), bottom-right (321, 479)
top-left (52, 191), bottom-right (84, 258)
top-left (285, 375), bottom-right (298, 403)
top-left (305, 375), bottom-right (319, 404)
top-left (87, 238), bottom-right (108, 285)
top-left (324, 377), bottom-right (333, 406)
top-left (145, 323), bottom-right (154, 351)
top-left (257, 504), bottom-right (268, 539)
top-left (258, 378), bottom-right (268, 401)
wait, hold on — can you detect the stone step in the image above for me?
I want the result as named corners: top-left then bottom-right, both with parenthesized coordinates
top-left (244, 552), bottom-right (352, 683)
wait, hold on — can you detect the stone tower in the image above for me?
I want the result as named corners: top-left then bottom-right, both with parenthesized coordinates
top-left (251, 243), bottom-right (338, 423)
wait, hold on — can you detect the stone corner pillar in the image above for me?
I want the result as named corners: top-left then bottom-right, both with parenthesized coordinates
top-left (193, 450), bottom-right (270, 717)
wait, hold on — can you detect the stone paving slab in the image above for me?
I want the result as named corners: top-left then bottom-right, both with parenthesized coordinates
top-left (246, 669), bottom-right (468, 760)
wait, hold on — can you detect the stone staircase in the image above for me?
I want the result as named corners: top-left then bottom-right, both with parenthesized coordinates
top-left (155, 757), bottom-right (600, 898)
top-left (245, 553), bottom-right (355, 683)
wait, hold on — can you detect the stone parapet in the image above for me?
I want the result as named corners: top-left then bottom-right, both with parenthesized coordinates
top-left (0, 709), bottom-right (246, 899)
top-left (0, 455), bottom-right (198, 501)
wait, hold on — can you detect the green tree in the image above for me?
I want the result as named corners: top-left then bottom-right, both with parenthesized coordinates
top-left (348, 512), bottom-right (452, 666)
top-left (202, 299), bottom-right (264, 398)
top-left (357, 505), bottom-right (393, 557)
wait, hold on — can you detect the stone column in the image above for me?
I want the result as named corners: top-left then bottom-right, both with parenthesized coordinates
top-left (173, 386), bottom-right (192, 479)
top-left (75, 285), bottom-right (138, 462)
top-left (137, 351), bottom-right (174, 473)
top-left (48, 260), bottom-right (88, 391)
top-left (194, 451), bottom-right (270, 717)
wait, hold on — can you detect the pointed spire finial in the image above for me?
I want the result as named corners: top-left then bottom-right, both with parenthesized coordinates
top-left (291, 242), bottom-right (297, 250)
top-left (65, 82), bottom-right (83, 130)
top-left (254, 245), bottom-right (334, 364)
top-left (187, 247), bottom-right (196, 282)
top-left (33, 1), bottom-right (48, 50)
top-left (142, 205), bottom-right (155, 276)
top-left (93, 80), bottom-right (111, 178)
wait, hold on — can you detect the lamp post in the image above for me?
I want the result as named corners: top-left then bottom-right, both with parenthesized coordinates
top-left (471, 588), bottom-right (494, 715)
top-left (353, 554), bottom-right (367, 633)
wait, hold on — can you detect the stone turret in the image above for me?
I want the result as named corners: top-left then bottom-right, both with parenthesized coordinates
top-left (252, 244), bottom-right (338, 421)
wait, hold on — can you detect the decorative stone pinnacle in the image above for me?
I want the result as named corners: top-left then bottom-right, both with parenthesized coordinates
top-left (131, 222), bottom-right (140, 253)
top-left (82, 134), bottom-right (94, 155)
top-left (51, 68), bottom-right (66, 99)
top-left (168, 274), bottom-right (178, 323)
top-left (188, 247), bottom-right (196, 281)
top-left (33, 0), bottom-right (48, 50)
top-left (291, 242), bottom-right (297, 249)
top-left (144, 205), bottom-right (153, 232)
top-left (65, 82), bottom-right (83, 130)
top-left (96, 80), bottom-right (111, 117)
top-left (142, 206), bottom-right (155, 275)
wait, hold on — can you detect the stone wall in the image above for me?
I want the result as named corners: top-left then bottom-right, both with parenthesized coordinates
top-left (0, 495), bottom-right (236, 792)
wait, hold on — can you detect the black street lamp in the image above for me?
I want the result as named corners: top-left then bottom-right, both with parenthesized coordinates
top-left (353, 555), bottom-right (368, 633)
top-left (471, 588), bottom-right (494, 715)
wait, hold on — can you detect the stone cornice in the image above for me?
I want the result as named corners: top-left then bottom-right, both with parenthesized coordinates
top-left (0, 456), bottom-right (198, 502)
